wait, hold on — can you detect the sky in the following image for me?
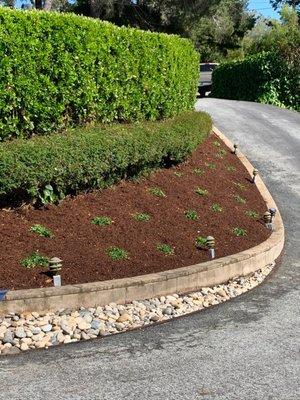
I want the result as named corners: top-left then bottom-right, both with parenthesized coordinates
top-left (248, 0), bottom-right (280, 19)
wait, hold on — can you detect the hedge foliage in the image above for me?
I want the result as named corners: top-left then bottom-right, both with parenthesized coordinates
top-left (0, 111), bottom-right (212, 205)
top-left (212, 52), bottom-right (299, 111)
top-left (0, 9), bottom-right (199, 141)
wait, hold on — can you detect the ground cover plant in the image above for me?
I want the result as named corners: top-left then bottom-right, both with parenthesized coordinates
top-left (30, 224), bottom-right (53, 238)
top-left (0, 134), bottom-right (271, 290)
top-left (132, 213), bottom-right (151, 222)
top-left (92, 216), bottom-right (113, 226)
top-left (0, 9), bottom-right (199, 141)
top-left (185, 210), bottom-right (198, 220)
top-left (0, 111), bottom-right (211, 207)
top-left (106, 246), bottom-right (129, 261)
top-left (156, 244), bottom-right (175, 256)
top-left (20, 252), bottom-right (49, 269)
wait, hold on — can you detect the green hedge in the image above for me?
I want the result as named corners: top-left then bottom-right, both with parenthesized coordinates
top-left (0, 9), bottom-right (199, 141)
top-left (0, 111), bottom-right (212, 205)
top-left (212, 52), bottom-right (299, 111)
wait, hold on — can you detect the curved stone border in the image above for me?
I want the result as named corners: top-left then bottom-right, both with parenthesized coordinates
top-left (0, 126), bottom-right (284, 315)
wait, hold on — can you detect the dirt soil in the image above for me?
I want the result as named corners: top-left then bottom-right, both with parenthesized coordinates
top-left (0, 133), bottom-right (271, 291)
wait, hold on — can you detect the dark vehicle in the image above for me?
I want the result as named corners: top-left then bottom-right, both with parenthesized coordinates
top-left (198, 63), bottom-right (219, 97)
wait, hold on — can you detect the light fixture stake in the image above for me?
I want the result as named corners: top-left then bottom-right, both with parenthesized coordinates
top-left (252, 169), bottom-right (258, 183)
top-left (206, 236), bottom-right (215, 259)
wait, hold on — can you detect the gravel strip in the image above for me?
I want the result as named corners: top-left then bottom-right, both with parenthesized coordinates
top-left (0, 262), bottom-right (275, 355)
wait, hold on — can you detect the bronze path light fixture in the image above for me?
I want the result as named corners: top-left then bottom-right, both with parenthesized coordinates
top-left (263, 211), bottom-right (273, 231)
top-left (269, 208), bottom-right (277, 222)
top-left (206, 236), bottom-right (215, 259)
top-left (49, 257), bottom-right (62, 287)
top-left (233, 143), bottom-right (238, 155)
top-left (252, 169), bottom-right (258, 183)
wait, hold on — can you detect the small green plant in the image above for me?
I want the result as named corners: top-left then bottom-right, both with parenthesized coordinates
top-left (156, 243), bottom-right (174, 256)
top-left (92, 216), bottom-right (113, 226)
top-left (106, 246), bottom-right (129, 261)
top-left (216, 149), bottom-right (227, 158)
top-left (211, 203), bottom-right (222, 212)
top-left (174, 171), bottom-right (183, 178)
top-left (234, 194), bottom-right (246, 204)
top-left (132, 212), bottom-right (151, 222)
top-left (39, 184), bottom-right (59, 205)
top-left (245, 210), bottom-right (259, 219)
top-left (195, 187), bottom-right (208, 196)
top-left (226, 165), bottom-right (236, 172)
top-left (148, 187), bottom-right (166, 198)
top-left (20, 252), bottom-right (49, 269)
top-left (195, 236), bottom-right (207, 248)
top-left (30, 224), bottom-right (53, 238)
top-left (185, 209), bottom-right (198, 220)
top-left (233, 181), bottom-right (246, 191)
top-left (193, 168), bottom-right (205, 176)
top-left (205, 162), bottom-right (216, 170)
top-left (233, 227), bottom-right (247, 237)
top-left (213, 141), bottom-right (221, 147)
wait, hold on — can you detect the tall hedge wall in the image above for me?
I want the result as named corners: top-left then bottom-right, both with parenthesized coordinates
top-left (0, 111), bottom-right (212, 206)
top-left (212, 52), bottom-right (299, 111)
top-left (0, 9), bottom-right (199, 141)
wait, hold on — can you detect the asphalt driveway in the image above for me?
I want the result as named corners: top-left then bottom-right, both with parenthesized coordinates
top-left (0, 99), bottom-right (299, 400)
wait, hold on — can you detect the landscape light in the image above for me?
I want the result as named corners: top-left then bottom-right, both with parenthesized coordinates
top-left (206, 236), bottom-right (215, 259)
top-left (252, 169), bottom-right (258, 183)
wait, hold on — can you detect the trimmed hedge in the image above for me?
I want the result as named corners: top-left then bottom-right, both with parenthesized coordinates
top-left (0, 9), bottom-right (199, 141)
top-left (212, 52), bottom-right (299, 111)
top-left (0, 111), bottom-right (212, 205)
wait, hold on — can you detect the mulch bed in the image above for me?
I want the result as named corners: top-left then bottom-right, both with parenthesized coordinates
top-left (0, 133), bottom-right (270, 291)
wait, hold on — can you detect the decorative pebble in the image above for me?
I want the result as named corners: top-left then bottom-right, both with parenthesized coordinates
top-left (0, 262), bottom-right (275, 355)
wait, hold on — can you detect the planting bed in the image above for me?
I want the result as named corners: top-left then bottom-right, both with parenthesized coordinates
top-left (0, 133), bottom-right (270, 291)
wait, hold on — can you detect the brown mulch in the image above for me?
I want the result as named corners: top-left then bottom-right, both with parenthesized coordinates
top-left (0, 133), bottom-right (270, 291)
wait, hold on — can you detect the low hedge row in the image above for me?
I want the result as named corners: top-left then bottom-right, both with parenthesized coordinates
top-left (0, 111), bottom-right (212, 205)
top-left (212, 52), bottom-right (299, 111)
top-left (0, 9), bottom-right (199, 141)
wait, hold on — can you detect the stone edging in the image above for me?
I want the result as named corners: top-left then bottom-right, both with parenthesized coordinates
top-left (0, 126), bottom-right (285, 315)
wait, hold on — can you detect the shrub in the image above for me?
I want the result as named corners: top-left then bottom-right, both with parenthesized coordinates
top-left (0, 9), bottom-right (199, 141)
top-left (212, 52), bottom-right (299, 111)
top-left (106, 246), bottom-right (129, 261)
top-left (132, 213), bottom-right (151, 222)
top-left (0, 111), bottom-right (212, 205)
top-left (156, 243), bottom-right (175, 256)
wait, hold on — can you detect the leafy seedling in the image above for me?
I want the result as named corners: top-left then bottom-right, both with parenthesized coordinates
top-left (195, 187), bottom-right (208, 196)
top-left (245, 210), bottom-right (259, 219)
top-left (106, 246), bottom-right (129, 261)
top-left (233, 227), bottom-right (247, 237)
top-left (92, 216), bottom-right (113, 226)
top-left (30, 224), bottom-right (53, 238)
top-left (234, 194), bottom-right (246, 204)
top-left (216, 149), bottom-right (227, 159)
top-left (174, 171), bottom-right (184, 178)
top-left (185, 209), bottom-right (198, 220)
top-left (195, 236), bottom-right (207, 248)
top-left (205, 162), bottom-right (216, 170)
top-left (211, 203), bottom-right (222, 212)
top-left (226, 165), bottom-right (236, 172)
top-left (233, 181), bottom-right (246, 191)
top-left (156, 243), bottom-right (174, 256)
top-left (148, 187), bottom-right (166, 198)
top-left (213, 141), bottom-right (221, 147)
top-left (132, 212), bottom-right (151, 222)
top-left (38, 184), bottom-right (61, 205)
top-left (20, 252), bottom-right (49, 269)
top-left (193, 168), bottom-right (205, 176)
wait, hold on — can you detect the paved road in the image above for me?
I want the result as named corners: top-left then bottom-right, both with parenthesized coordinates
top-left (1, 100), bottom-right (299, 400)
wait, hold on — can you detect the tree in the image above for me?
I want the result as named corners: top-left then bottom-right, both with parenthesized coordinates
top-left (271, 0), bottom-right (300, 11)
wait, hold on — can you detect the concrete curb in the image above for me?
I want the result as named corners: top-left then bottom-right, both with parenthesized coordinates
top-left (0, 126), bottom-right (284, 315)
